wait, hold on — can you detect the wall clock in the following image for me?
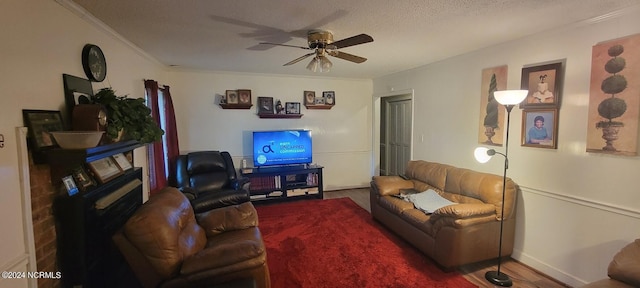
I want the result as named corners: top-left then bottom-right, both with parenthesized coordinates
top-left (82, 44), bottom-right (107, 82)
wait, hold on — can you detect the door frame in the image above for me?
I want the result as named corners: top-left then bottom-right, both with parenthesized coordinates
top-left (372, 89), bottom-right (414, 177)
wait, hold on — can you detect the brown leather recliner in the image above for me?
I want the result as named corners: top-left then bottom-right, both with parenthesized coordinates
top-left (582, 238), bottom-right (640, 288)
top-left (112, 187), bottom-right (270, 288)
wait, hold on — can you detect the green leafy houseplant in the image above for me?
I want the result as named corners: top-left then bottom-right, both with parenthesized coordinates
top-left (84, 88), bottom-right (164, 143)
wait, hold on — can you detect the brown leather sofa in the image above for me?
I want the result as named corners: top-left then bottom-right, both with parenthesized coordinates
top-left (582, 238), bottom-right (640, 288)
top-left (113, 187), bottom-right (270, 288)
top-left (370, 160), bottom-right (517, 269)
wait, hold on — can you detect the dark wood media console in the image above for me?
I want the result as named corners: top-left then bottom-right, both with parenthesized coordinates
top-left (240, 164), bottom-right (323, 204)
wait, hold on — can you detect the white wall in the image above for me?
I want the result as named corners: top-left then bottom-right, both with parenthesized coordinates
top-left (166, 70), bottom-right (373, 190)
top-left (0, 0), bottom-right (165, 287)
top-left (373, 7), bottom-right (640, 286)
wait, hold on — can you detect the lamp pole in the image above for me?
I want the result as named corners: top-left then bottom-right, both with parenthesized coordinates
top-left (485, 103), bottom-right (514, 287)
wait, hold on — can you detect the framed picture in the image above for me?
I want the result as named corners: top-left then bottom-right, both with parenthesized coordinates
top-left (304, 91), bottom-right (316, 106)
top-left (62, 74), bottom-right (94, 116)
top-left (314, 97), bottom-right (325, 105)
top-left (286, 102), bottom-right (301, 114)
top-left (112, 153), bottom-right (133, 171)
top-left (62, 175), bottom-right (79, 196)
top-left (238, 89), bottom-right (252, 105)
top-left (323, 91), bottom-right (335, 106)
top-left (257, 97), bottom-right (274, 114)
top-left (520, 62), bottom-right (563, 108)
top-left (22, 110), bottom-right (64, 150)
top-left (226, 90), bottom-right (239, 104)
top-left (72, 165), bottom-right (95, 191)
top-left (87, 156), bottom-right (123, 184)
top-left (521, 109), bottom-right (558, 149)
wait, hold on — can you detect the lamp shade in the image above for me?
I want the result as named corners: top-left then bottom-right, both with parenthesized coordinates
top-left (493, 90), bottom-right (528, 105)
top-left (474, 147), bottom-right (493, 163)
top-left (306, 57), bottom-right (319, 72)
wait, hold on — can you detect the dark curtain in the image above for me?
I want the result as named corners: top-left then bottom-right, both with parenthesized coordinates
top-left (162, 85), bottom-right (180, 187)
top-left (145, 79), bottom-right (179, 195)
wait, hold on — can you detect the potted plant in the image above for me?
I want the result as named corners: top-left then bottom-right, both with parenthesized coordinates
top-left (80, 87), bottom-right (164, 143)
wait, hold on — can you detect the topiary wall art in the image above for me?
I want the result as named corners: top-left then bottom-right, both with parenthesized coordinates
top-left (478, 65), bottom-right (508, 146)
top-left (587, 34), bottom-right (640, 156)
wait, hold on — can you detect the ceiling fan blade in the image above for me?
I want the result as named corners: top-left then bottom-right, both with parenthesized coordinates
top-left (259, 42), bottom-right (311, 50)
top-left (328, 51), bottom-right (367, 63)
top-left (284, 52), bottom-right (316, 66)
top-left (330, 34), bottom-right (373, 49)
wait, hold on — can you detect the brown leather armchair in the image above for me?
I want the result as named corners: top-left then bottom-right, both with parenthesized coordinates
top-left (112, 187), bottom-right (270, 288)
top-left (174, 151), bottom-right (250, 213)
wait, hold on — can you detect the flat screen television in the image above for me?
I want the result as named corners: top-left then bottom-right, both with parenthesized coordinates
top-left (253, 130), bottom-right (312, 167)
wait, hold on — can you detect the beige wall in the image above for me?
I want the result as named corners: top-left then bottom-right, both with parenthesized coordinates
top-left (373, 6), bottom-right (640, 286)
top-left (167, 70), bottom-right (373, 190)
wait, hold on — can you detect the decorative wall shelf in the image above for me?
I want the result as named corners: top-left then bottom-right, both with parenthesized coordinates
top-left (305, 104), bottom-right (333, 110)
top-left (220, 103), bottom-right (253, 109)
top-left (258, 113), bottom-right (303, 119)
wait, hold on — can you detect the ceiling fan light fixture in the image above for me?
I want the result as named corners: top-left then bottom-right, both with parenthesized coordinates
top-left (306, 56), bottom-right (319, 72)
top-left (319, 55), bottom-right (332, 72)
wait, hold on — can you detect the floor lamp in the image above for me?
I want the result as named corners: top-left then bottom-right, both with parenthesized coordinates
top-left (474, 90), bottom-right (528, 287)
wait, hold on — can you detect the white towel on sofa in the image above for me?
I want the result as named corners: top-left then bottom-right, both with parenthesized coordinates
top-left (402, 189), bottom-right (456, 214)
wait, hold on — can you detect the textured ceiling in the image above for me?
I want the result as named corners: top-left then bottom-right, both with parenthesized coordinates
top-left (64, 0), bottom-right (640, 79)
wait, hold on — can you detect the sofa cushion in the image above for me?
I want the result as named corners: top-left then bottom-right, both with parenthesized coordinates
top-left (608, 238), bottom-right (640, 287)
top-left (401, 189), bottom-right (456, 214)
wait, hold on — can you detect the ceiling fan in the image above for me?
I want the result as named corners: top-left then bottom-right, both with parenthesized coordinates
top-left (260, 30), bottom-right (373, 72)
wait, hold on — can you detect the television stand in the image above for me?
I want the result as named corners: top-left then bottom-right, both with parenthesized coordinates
top-left (240, 164), bottom-right (323, 204)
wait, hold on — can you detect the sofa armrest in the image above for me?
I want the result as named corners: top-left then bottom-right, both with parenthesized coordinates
top-left (371, 176), bottom-right (414, 196)
top-left (196, 202), bottom-right (258, 237)
top-left (432, 203), bottom-right (495, 219)
top-left (608, 239), bottom-right (640, 287)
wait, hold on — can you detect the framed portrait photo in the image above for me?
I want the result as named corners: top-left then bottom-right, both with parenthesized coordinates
top-left (226, 90), bottom-right (239, 104)
top-left (521, 109), bottom-right (558, 149)
top-left (62, 175), bottom-right (79, 196)
top-left (257, 97), bottom-right (274, 114)
top-left (520, 62), bottom-right (563, 109)
top-left (22, 110), bottom-right (64, 150)
top-left (285, 102), bottom-right (301, 114)
top-left (323, 91), bottom-right (335, 106)
top-left (238, 89), bottom-right (252, 105)
top-left (304, 91), bottom-right (316, 106)
top-left (87, 156), bottom-right (123, 184)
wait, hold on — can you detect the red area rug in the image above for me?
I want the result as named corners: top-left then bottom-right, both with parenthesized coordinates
top-left (255, 197), bottom-right (477, 288)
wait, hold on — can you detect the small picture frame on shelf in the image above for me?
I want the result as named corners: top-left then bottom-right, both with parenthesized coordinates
top-left (72, 165), bottom-right (95, 191)
top-left (304, 91), bottom-right (316, 106)
top-left (257, 97), bottom-right (274, 114)
top-left (314, 97), bottom-right (325, 105)
top-left (286, 102), bottom-right (301, 114)
top-left (112, 153), bottom-right (133, 171)
top-left (22, 110), bottom-right (64, 150)
top-left (323, 91), bottom-right (335, 106)
top-left (88, 156), bottom-right (123, 184)
top-left (62, 175), bottom-right (79, 196)
top-left (226, 90), bottom-right (239, 104)
top-left (238, 89), bottom-right (252, 105)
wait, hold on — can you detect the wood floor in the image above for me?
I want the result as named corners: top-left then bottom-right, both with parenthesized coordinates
top-left (324, 188), bottom-right (571, 288)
